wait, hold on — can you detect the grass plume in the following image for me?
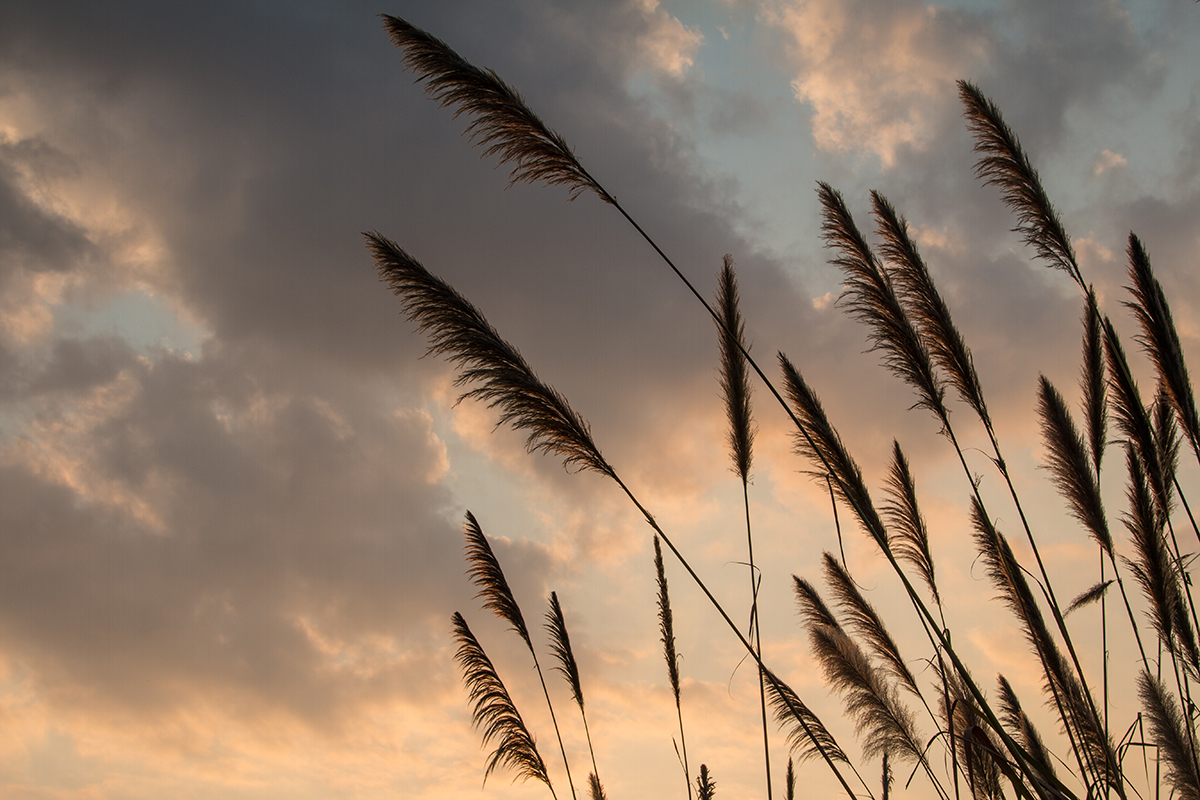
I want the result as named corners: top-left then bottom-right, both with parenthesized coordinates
top-left (1082, 290), bottom-right (1108, 476)
top-left (872, 191), bottom-right (989, 428)
top-left (1037, 376), bottom-right (1113, 557)
top-left (996, 674), bottom-right (1058, 784)
top-left (380, 15), bottom-right (606, 202)
top-left (655, 534), bottom-right (692, 800)
top-left (546, 592), bottom-right (602, 785)
top-left (818, 183), bottom-right (948, 429)
top-left (822, 552), bottom-right (921, 700)
top-left (881, 441), bottom-right (940, 607)
top-left (764, 669), bottom-right (853, 768)
top-left (1125, 233), bottom-right (1200, 462)
top-left (451, 612), bottom-right (555, 793)
top-left (368, 232), bottom-right (614, 479)
top-left (464, 511), bottom-right (533, 647)
top-left (715, 254), bottom-right (772, 799)
top-left (959, 80), bottom-right (1083, 289)
top-left (1138, 670), bottom-right (1200, 800)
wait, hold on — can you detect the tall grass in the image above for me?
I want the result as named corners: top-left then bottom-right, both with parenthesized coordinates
top-left (372, 14), bottom-right (1200, 800)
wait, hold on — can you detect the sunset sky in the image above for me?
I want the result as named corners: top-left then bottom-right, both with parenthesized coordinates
top-left (2, 1), bottom-right (1199, 798)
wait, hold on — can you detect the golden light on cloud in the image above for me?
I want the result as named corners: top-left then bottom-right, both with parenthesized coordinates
top-left (636, 0), bottom-right (705, 77)
top-left (763, 0), bottom-right (988, 165)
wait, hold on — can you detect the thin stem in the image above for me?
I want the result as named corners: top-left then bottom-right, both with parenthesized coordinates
top-left (744, 480), bottom-right (774, 800)
top-left (532, 655), bottom-right (578, 800)
top-left (611, 473), bottom-right (865, 800)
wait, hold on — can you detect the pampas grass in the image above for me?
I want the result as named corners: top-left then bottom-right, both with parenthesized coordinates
top-left (452, 612), bottom-right (555, 794)
top-left (375, 15), bottom-right (1200, 800)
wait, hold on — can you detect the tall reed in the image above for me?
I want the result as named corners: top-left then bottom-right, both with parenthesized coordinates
top-left (375, 14), bottom-right (1200, 800)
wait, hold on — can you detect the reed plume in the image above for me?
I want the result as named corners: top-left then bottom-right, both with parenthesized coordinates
top-left (785, 757), bottom-right (795, 800)
top-left (715, 254), bottom-right (772, 798)
top-left (1155, 383), bottom-right (1182, 518)
top-left (958, 80), bottom-right (1083, 290)
top-left (1138, 670), bottom-right (1200, 800)
top-left (1105, 317), bottom-right (1173, 529)
top-left (881, 441), bottom-right (940, 607)
top-left (587, 773), bottom-right (607, 800)
top-left (462, 513), bottom-right (579, 799)
top-left (451, 612), bottom-right (555, 793)
top-left (809, 623), bottom-right (928, 771)
top-left (779, 353), bottom-right (889, 551)
top-left (940, 668), bottom-right (1001, 800)
top-left (1082, 290), bottom-right (1107, 476)
top-left (818, 183), bottom-right (948, 429)
top-left (546, 592), bottom-right (602, 786)
top-left (717, 254), bottom-right (756, 484)
top-left (464, 511), bottom-right (533, 646)
top-left (796, 578), bottom-right (929, 781)
top-left (764, 669), bottom-right (852, 767)
top-left (380, 15), bottom-right (606, 203)
top-left (872, 191), bottom-right (990, 428)
top-left (822, 553), bottom-right (921, 699)
top-left (1064, 581), bottom-right (1112, 617)
top-left (696, 765), bottom-right (716, 800)
top-left (996, 674), bottom-right (1057, 783)
top-left (369, 232), bottom-right (613, 479)
top-left (1125, 233), bottom-right (1200, 462)
top-left (1037, 376), bottom-right (1113, 557)
top-left (654, 534), bottom-right (692, 800)
top-left (970, 497), bottom-right (1121, 795)
top-left (1122, 445), bottom-right (1199, 676)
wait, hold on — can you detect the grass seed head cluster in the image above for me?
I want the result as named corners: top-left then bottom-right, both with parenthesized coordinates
top-left (371, 14), bottom-right (1200, 800)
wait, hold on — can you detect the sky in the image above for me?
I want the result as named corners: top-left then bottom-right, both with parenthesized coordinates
top-left (0, 1), bottom-right (1198, 798)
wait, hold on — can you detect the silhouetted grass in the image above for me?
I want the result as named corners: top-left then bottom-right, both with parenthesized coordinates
top-left (375, 14), bottom-right (1200, 800)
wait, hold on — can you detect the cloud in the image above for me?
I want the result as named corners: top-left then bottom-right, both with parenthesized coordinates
top-left (761, 0), bottom-right (989, 166)
top-left (635, 0), bottom-right (705, 77)
top-left (1093, 148), bottom-right (1127, 175)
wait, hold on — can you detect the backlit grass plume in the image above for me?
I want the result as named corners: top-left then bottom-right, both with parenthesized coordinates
top-left (1037, 377), bottom-right (1112, 558)
top-left (779, 354), bottom-right (889, 551)
top-left (818, 183), bottom-right (948, 429)
top-left (380, 15), bottom-right (606, 203)
top-left (696, 764), bottom-right (716, 800)
top-left (368, 232), bottom-right (613, 479)
top-left (1122, 445), bottom-right (1199, 677)
top-left (654, 534), bottom-right (692, 800)
top-left (798, 582), bottom-right (932, 787)
top-left (716, 255), bottom-right (755, 483)
top-left (821, 553), bottom-right (921, 701)
top-left (1105, 318), bottom-right (1173, 527)
top-left (996, 674), bottom-right (1058, 784)
top-left (715, 254), bottom-right (772, 799)
top-left (546, 592), bottom-right (603, 790)
top-left (1082, 290), bottom-right (1108, 476)
top-left (872, 190), bottom-right (990, 429)
top-left (1125, 233), bottom-right (1200, 462)
top-left (587, 773), bottom-right (606, 800)
top-left (971, 497), bottom-right (1121, 795)
top-left (765, 669), bottom-right (852, 768)
top-left (465, 511), bottom-right (533, 646)
top-left (1138, 670), bottom-right (1200, 800)
top-left (881, 441), bottom-right (940, 608)
top-left (959, 80), bottom-right (1083, 290)
top-left (463, 513), bottom-right (578, 800)
top-left (451, 612), bottom-right (554, 794)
